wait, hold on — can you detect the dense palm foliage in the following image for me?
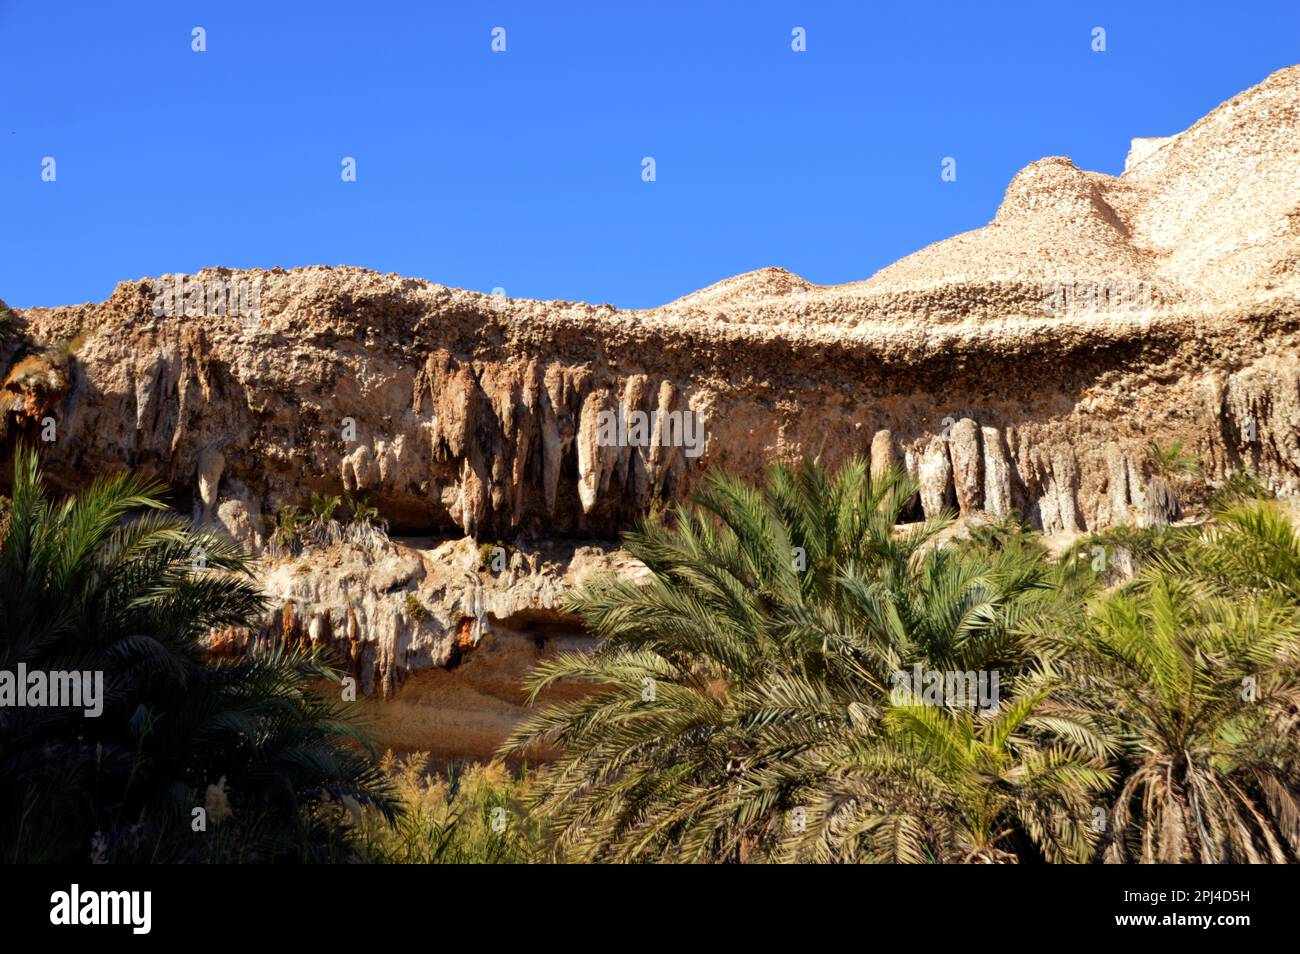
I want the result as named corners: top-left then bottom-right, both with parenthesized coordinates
top-left (0, 447), bottom-right (397, 862)
top-left (504, 461), bottom-right (1110, 862)
top-left (5, 438), bottom-right (1297, 865)
top-left (505, 458), bottom-right (1300, 864)
top-left (1047, 572), bottom-right (1300, 862)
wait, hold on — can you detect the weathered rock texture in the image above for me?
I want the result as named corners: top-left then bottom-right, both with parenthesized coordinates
top-left (207, 535), bottom-right (642, 757)
top-left (6, 67), bottom-right (1299, 542)
top-left (3, 67), bottom-right (1300, 755)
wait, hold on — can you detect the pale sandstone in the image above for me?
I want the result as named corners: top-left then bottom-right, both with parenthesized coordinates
top-left (918, 437), bottom-right (953, 518)
top-left (7, 68), bottom-right (1296, 540)
top-left (947, 418), bottom-right (982, 516)
top-left (981, 426), bottom-right (1012, 519)
top-left (869, 429), bottom-right (896, 480)
top-left (4, 67), bottom-right (1300, 756)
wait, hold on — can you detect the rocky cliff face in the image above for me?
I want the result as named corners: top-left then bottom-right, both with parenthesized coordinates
top-left (3, 66), bottom-right (1299, 755)
top-left (206, 536), bottom-right (641, 758)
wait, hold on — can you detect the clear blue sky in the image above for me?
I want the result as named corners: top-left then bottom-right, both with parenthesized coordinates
top-left (2, 1), bottom-right (1296, 310)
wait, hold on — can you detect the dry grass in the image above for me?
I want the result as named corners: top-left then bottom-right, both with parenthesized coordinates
top-left (353, 753), bottom-right (545, 863)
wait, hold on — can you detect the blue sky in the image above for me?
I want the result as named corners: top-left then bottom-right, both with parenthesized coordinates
top-left (1, 1), bottom-right (1296, 310)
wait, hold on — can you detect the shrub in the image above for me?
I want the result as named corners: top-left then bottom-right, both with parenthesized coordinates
top-left (405, 592), bottom-right (430, 621)
top-left (354, 755), bottom-right (544, 863)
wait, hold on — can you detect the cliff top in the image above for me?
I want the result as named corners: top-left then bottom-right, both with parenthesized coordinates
top-left (15, 66), bottom-right (1299, 358)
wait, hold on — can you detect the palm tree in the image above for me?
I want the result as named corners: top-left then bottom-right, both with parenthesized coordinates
top-left (343, 492), bottom-right (388, 552)
top-left (1145, 440), bottom-right (1202, 526)
top-left (779, 684), bottom-right (1113, 863)
top-left (1174, 498), bottom-right (1300, 601)
top-left (0, 446), bottom-right (397, 862)
top-left (503, 459), bottom-right (1104, 862)
top-left (347, 492), bottom-right (379, 526)
top-left (264, 502), bottom-right (308, 557)
top-left (308, 492), bottom-right (343, 546)
top-left (1050, 567), bottom-right (1300, 862)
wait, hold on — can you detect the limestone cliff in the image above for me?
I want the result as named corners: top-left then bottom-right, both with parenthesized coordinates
top-left (206, 536), bottom-right (640, 758)
top-left (3, 66), bottom-right (1300, 755)
top-left (7, 67), bottom-right (1299, 543)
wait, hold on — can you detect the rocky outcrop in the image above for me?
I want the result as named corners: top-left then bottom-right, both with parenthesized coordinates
top-left (947, 418), bottom-right (982, 517)
top-left (918, 437), bottom-right (954, 518)
top-left (5, 67), bottom-right (1298, 542)
top-left (3, 68), bottom-right (1300, 756)
top-left (982, 426), bottom-right (1012, 519)
top-left (208, 534), bottom-right (643, 757)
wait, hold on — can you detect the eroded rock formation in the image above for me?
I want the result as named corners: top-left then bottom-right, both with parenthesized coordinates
top-left (208, 535), bottom-right (642, 756)
top-left (3, 66), bottom-right (1300, 755)
top-left (7, 67), bottom-right (1298, 543)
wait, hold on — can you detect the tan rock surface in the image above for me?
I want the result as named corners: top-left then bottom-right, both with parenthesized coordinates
top-left (4, 66), bottom-right (1300, 756)
top-left (7, 67), bottom-right (1297, 542)
top-left (207, 535), bottom-right (640, 756)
